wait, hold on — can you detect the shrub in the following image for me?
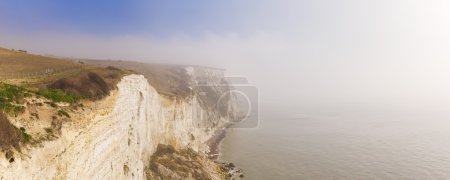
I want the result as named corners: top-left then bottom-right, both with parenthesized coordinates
top-left (30, 112), bottom-right (39, 119)
top-left (19, 127), bottom-right (32, 143)
top-left (49, 102), bottom-right (57, 108)
top-left (57, 109), bottom-right (70, 118)
top-left (48, 72), bottom-right (111, 100)
top-left (22, 132), bottom-right (32, 143)
top-left (106, 66), bottom-right (121, 71)
top-left (44, 128), bottom-right (53, 134)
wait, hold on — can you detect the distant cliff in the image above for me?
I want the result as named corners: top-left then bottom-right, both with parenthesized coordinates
top-left (0, 66), bottom-right (241, 179)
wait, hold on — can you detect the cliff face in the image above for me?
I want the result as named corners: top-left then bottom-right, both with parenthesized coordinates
top-left (0, 67), bottom-right (239, 179)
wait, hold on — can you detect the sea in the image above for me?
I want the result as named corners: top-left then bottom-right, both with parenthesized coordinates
top-left (220, 100), bottom-right (450, 179)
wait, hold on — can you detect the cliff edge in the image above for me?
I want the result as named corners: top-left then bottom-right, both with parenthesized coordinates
top-left (0, 66), bottom-right (241, 179)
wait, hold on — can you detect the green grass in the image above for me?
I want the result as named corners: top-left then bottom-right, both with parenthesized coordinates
top-left (0, 83), bottom-right (26, 100)
top-left (19, 127), bottom-right (32, 143)
top-left (37, 89), bottom-right (80, 103)
top-left (0, 103), bottom-right (24, 115)
top-left (22, 132), bottom-right (32, 143)
top-left (0, 82), bottom-right (79, 117)
top-left (0, 83), bottom-right (26, 115)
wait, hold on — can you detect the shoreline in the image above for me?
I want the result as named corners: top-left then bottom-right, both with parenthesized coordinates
top-left (207, 123), bottom-right (233, 160)
top-left (207, 123), bottom-right (245, 178)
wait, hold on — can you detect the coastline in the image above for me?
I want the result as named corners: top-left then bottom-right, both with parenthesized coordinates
top-left (207, 124), bottom-right (231, 160)
top-left (207, 123), bottom-right (244, 178)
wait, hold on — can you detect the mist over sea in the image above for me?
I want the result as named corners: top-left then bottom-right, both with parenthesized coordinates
top-left (220, 100), bottom-right (450, 179)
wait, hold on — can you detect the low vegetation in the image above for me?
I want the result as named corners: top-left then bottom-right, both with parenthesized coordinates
top-left (0, 83), bottom-right (27, 115)
top-left (57, 109), bottom-right (70, 118)
top-left (145, 144), bottom-right (214, 179)
top-left (48, 72), bottom-right (112, 100)
top-left (19, 127), bottom-right (32, 143)
top-left (0, 47), bottom-right (81, 73)
top-left (1, 67), bottom-right (126, 108)
top-left (38, 89), bottom-right (79, 103)
top-left (44, 127), bottom-right (53, 134)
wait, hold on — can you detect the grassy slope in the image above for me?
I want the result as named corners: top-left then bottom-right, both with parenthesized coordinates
top-left (0, 48), bottom-right (127, 91)
top-left (82, 60), bottom-right (193, 98)
top-left (0, 47), bottom-right (80, 73)
top-left (0, 47), bottom-right (128, 150)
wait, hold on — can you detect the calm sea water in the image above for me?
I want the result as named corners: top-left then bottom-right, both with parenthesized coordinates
top-left (220, 101), bottom-right (450, 179)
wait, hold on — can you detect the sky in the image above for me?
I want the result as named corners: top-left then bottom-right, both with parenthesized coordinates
top-left (2, 0), bottom-right (450, 109)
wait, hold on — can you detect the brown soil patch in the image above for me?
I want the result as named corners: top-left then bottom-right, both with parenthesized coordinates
top-left (0, 112), bottom-right (23, 150)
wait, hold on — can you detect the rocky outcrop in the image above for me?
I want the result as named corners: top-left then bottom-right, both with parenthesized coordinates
top-left (0, 66), bottom-right (239, 179)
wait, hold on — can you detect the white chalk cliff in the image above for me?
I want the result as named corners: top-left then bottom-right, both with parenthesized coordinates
top-left (0, 67), bottom-right (239, 179)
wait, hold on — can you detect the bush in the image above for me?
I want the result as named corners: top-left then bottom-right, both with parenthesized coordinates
top-left (18, 127), bottom-right (32, 143)
top-left (44, 127), bottom-right (53, 134)
top-left (22, 132), bottom-right (32, 143)
top-left (57, 109), bottom-right (70, 118)
top-left (48, 72), bottom-right (111, 100)
top-left (106, 66), bottom-right (121, 71)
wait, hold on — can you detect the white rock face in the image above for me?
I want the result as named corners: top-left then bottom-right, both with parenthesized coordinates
top-left (0, 73), bottom-right (237, 180)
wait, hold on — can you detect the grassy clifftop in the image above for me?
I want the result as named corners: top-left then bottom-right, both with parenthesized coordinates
top-left (0, 47), bottom-right (128, 91)
top-left (0, 47), bottom-right (129, 151)
top-left (0, 47), bottom-right (80, 73)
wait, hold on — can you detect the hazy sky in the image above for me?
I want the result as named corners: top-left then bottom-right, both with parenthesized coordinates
top-left (2, 0), bottom-right (450, 107)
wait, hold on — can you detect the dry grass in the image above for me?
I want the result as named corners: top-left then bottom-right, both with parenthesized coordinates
top-left (0, 47), bottom-right (128, 100)
top-left (82, 60), bottom-right (194, 98)
top-left (0, 47), bottom-right (81, 73)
